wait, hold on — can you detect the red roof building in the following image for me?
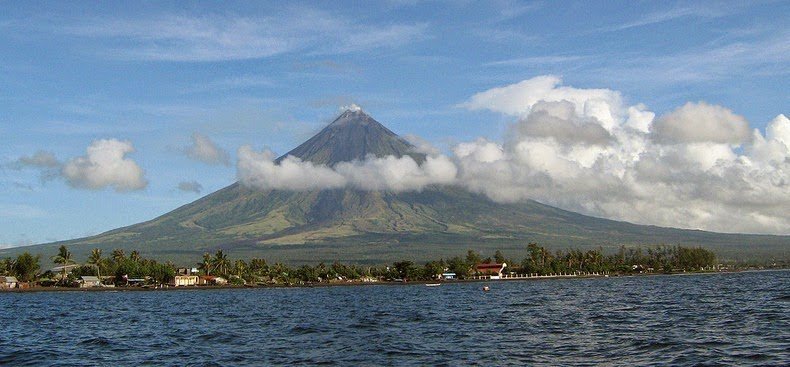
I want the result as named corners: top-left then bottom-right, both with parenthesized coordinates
top-left (475, 263), bottom-right (507, 277)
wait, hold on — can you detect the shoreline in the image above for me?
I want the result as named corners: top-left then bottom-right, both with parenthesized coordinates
top-left (4, 268), bottom-right (785, 294)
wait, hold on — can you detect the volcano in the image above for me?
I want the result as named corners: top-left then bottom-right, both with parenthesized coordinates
top-left (5, 109), bottom-right (787, 264)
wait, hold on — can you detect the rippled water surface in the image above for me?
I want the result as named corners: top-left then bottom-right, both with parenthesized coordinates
top-left (2, 270), bottom-right (788, 366)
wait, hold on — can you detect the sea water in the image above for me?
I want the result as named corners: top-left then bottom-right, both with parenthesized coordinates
top-left (1, 270), bottom-right (788, 366)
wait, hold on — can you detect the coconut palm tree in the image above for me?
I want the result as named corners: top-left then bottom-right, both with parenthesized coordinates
top-left (129, 250), bottom-right (141, 263)
top-left (51, 245), bottom-right (75, 284)
top-left (87, 248), bottom-right (103, 279)
top-left (1, 257), bottom-right (14, 275)
top-left (111, 249), bottom-right (126, 264)
top-left (198, 253), bottom-right (212, 275)
top-left (234, 259), bottom-right (247, 279)
top-left (213, 250), bottom-right (230, 277)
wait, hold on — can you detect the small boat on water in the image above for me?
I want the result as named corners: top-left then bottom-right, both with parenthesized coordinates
top-left (425, 283), bottom-right (441, 287)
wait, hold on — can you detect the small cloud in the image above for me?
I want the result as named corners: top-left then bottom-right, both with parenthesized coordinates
top-left (9, 141), bottom-right (146, 192)
top-left (404, 134), bottom-right (441, 155)
top-left (62, 139), bottom-right (148, 191)
top-left (8, 151), bottom-right (63, 182)
top-left (184, 133), bottom-right (231, 166)
top-left (177, 180), bottom-right (203, 194)
top-left (340, 103), bottom-right (362, 112)
top-left (13, 151), bottom-right (61, 169)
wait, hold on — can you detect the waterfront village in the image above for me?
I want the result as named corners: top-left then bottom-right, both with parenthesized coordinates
top-left (0, 242), bottom-right (731, 291)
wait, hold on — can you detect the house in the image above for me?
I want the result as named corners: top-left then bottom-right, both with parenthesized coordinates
top-left (127, 278), bottom-right (148, 286)
top-left (441, 272), bottom-right (456, 280)
top-left (176, 267), bottom-right (200, 276)
top-left (198, 275), bottom-right (228, 285)
top-left (1, 276), bottom-right (19, 289)
top-left (475, 263), bottom-right (507, 279)
top-left (80, 276), bottom-right (102, 288)
top-left (173, 275), bottom-right (199, 287)
top-left (50, 264), bottom-right (81, 278)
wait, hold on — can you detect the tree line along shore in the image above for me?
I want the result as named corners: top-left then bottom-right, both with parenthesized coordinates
top-left (0, 243), bottom-right (749, 290)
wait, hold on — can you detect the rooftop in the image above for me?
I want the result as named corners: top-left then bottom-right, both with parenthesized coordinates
top-left (476, 263), bottom-right (506, 269)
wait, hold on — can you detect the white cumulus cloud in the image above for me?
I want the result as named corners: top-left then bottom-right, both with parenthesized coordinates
top-left (460, 75), bottom-right (624, 130)
top-left (766, 114), bottom-right (790, 147)
top-left (232, 76), bottom-right (789, 234)
top-left (335, 155), bottom-right (457, 191)
top-left (237, 146), bottom-right (346, 191)
top-left (455, 76), bottom-right (789, 234)
top-left (62, 139), bottom-right (147, 191)
top-left (237, 147), bottom-right (457, 193)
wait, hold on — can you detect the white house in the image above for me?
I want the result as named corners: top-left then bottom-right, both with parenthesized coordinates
top-left (80, 276), bottom-right (102, 288)
top-left (173, 275), bottom-right (199, 287)
top-left (198, 275), bottom-right (227, 285)
top-left (1, 276), bottom-right (19, 289)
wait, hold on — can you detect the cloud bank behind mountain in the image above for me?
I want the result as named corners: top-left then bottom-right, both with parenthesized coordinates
top-left (237, 76), bottom-right (790, 235)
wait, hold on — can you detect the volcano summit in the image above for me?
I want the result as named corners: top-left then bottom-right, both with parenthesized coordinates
top-left (5, 109), bottom-right (787, 264)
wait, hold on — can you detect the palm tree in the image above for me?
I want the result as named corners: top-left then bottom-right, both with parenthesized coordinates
top-left (111, 249), bottom-right (126, 264)
top-left (250, 258), bottom-right (268, 277)
top-left (51, 245), bottom-right (75, 284)
top-left (213, 250), bottom-right (230, 277)
top-left (234, 259), bottom-right (247, 279)
top-left (129, 250), bottom-right (141, 263)
top-left (1, 257), bottom-right (14, 275)
top-left (87, 248), bottom-right (103, 279)
top-left (540, 247), bottom-right (551, 270)
top-left (198, 253), bottom-right (212, 275)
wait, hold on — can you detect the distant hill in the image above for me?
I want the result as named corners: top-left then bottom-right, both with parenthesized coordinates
top-left (3, 109), bottom-right (788, 265)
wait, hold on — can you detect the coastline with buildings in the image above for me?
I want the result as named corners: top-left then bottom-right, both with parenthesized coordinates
top-left (2, 242), bottom-right (773, 294)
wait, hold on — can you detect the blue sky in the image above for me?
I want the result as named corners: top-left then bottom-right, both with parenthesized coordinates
top-left (1, 0), bottom-right (788, 246)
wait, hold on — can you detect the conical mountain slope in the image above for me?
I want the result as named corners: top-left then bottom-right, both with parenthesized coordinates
top-left (281, 109), bottom-right (421, 165)
top-left (5, 109), bottom-right (788, 264)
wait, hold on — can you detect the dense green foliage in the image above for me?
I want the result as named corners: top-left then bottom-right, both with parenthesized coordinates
top-left (516, 243), bottom-right (717, 275)
top-left (0, 242), bottom-right (750, 288)
top-left (2, 252), bottom-right (42, 282)
top-left (204, 244), bottom-right (718, 284)
top-left (69, 250), bottom-right (176, 285)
